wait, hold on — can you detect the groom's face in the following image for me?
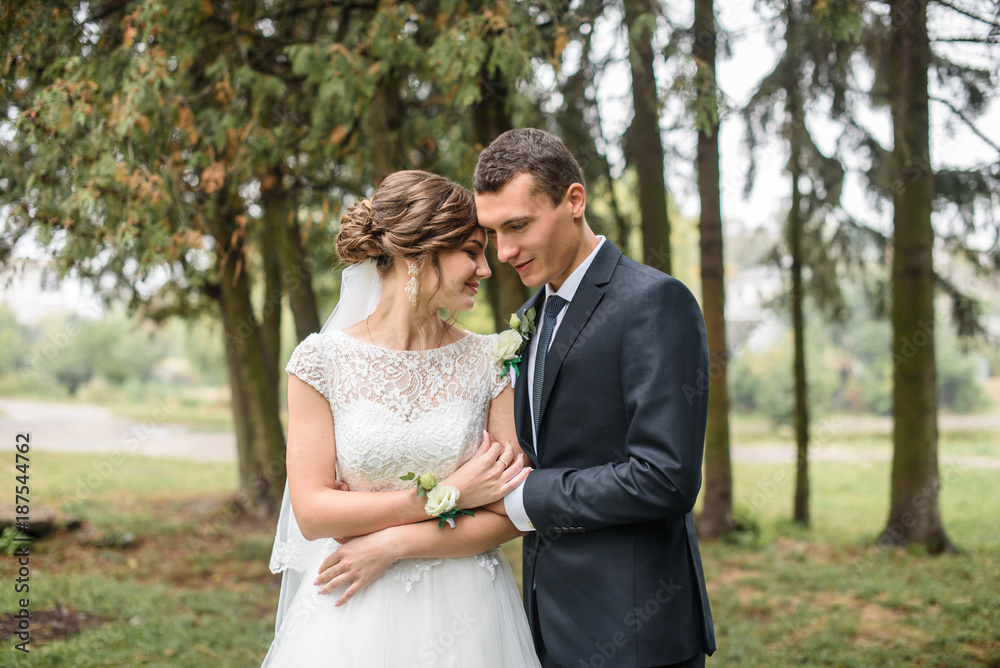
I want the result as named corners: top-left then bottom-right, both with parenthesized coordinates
top-left (475, 173), bottom-right (582, 289)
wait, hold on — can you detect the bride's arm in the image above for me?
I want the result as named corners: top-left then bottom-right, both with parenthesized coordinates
top-left (389, 382), bottom-right (529, 559)
top-left (288, 376), bottom-right (524, 540)
top-left (312, 384), bottom-right (530, 605)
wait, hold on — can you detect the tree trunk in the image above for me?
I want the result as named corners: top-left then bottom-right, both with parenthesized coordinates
top-left (623, 0), bottom-right (672, 275)
top-left (278, 208), bottom-right (322, 341)
top-left (473, 67), bottom-right (528, 331)
top-left (692, 0), bottom-right (732, 538)
top-left (593, 97), bottom-right (630, 252)
top-left (788, 92), bottom-right (810, 525)
top-left (260, 197), bottom-right (283, 391)
top-left (882, 0), bottom-right (953, 553)
top-left (213, 219), bottom-right (287, 518)
top-left (370, 70), bottom-right (405, 182)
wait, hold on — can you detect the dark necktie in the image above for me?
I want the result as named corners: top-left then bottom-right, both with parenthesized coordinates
top-left (532, 295), bottom-right (568, 436)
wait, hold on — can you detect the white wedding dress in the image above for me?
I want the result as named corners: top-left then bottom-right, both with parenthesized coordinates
top-left (262, 329), bottom-right (541, 667)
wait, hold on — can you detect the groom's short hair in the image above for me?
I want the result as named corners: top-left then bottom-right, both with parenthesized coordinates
top-left (473, 129), bottom-right (585, 207)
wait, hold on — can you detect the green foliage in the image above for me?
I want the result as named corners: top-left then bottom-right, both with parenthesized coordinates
top-left (0, 307), bottom-right (31, 374)
top-left (937, 340), bottom-right (990, 414)
top-left (5, 307), bottom-right (168, 396)
top-left (0, 527), bottom-right (31, 556)
top-left (5, 443), bottom-right (998, 666)
top-left (0, 0), bottom-right (551, 319)
top-left (729, 299), bottom-right (992, 419)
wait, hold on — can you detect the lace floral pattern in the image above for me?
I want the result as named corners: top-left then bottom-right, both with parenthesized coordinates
top-left (269, 536), bottom-right (339, 574)
top-left (281, 330), bottom-right (511, 589)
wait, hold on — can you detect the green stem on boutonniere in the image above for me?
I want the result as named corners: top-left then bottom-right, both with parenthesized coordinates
top-left (436, 508), bottom-right (475, 529)
top-left (500, 355), bottom-right (522, 380)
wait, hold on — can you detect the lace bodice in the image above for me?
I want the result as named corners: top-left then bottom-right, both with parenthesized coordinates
top-left (274, 328), bottom-right (510, 590)
top-left (286, 329), bottom-right (508, 491)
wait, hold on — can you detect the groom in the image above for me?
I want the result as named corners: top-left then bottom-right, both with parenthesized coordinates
top-left (474, 129), bottom-right (716, 668)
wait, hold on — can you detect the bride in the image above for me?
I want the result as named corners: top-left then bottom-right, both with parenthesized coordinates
top-left (262, 170), bottom-right (542, 667)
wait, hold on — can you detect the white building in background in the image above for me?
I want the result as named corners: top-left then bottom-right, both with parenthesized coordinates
top-left (0, 257), bottom-right (104, 325)
top-left (725, 264), bottom-right (785, 352)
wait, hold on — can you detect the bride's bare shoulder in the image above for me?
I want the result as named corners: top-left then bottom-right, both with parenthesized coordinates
top-left (339, 321), bottom-right (368, 341)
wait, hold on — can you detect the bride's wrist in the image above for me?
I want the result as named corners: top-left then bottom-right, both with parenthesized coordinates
top-left (397, 489), bottom-right (430, 525)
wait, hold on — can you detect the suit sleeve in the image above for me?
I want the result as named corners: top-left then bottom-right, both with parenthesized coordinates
top-left (521, 277), bottom-right (710, 532)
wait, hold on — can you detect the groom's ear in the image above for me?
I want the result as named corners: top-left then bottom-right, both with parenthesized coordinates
top-left (566, 183), bottom-right (586, 219)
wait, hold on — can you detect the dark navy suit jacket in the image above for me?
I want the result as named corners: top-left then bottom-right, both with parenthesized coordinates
top-left (515, 240), bottom-right (716, 667)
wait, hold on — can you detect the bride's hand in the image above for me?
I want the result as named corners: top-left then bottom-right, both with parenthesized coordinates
top-left (442, 430), bottom-right (531, 510)
top-left (314, 529), bottom-right (400, 606)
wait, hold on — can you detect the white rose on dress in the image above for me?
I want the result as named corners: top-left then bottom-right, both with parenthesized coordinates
top-left (493, 329), bottom-right (523, 363)
top-left (424, 484), bottom-right (460, 517)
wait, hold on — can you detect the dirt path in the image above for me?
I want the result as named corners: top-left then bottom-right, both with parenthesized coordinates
top-left (733, 413), bottom-right (1000, 435)
top-left (0, 397), bottom-right (237, 462)
top-left (731, 444), bottom-right (1000, 469)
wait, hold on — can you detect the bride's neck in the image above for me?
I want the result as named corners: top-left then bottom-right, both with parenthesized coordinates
top-left (366, 279), bottom-right (448, 351)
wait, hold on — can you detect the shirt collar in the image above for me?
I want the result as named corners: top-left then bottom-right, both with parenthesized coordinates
top-left (545, 236), bottom-right (607, 304)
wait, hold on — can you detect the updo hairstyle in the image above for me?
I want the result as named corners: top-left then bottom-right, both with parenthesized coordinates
top-left (336, 171), bottom-right (479, 292)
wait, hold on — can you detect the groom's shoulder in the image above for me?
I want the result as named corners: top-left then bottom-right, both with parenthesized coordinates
top-left (612, 255), bottom-right (698, 304)
top-left (614, 254), bottom-right (664, 285)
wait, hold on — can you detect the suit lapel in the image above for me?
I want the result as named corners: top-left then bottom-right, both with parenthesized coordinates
top-left (537, 241), bottom-right (623, 432)
top-left (514, 290), bottom-right (544, 462)
top-left (537, 280), bottom-right (603, 428)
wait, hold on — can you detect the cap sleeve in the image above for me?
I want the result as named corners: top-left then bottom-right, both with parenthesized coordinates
top-left (285, 333), bottom-right (332, 398)
top-left (486, 333), bottom-right (512, 399)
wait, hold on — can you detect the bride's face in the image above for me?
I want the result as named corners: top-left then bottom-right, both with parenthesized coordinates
top-left (426, 227), bottom-right (491, 312)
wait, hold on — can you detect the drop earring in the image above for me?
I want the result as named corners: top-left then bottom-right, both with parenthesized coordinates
top-left (405, 262), bottom-right (420, 307)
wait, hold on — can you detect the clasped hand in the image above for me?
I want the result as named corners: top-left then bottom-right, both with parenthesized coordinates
top-left (313, 430), bottom-right (529, 606)
top-left (442, 430), bottom-right (530, 510)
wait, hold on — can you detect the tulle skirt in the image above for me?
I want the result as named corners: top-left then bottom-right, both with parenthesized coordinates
top-left (261, 548), bottom-right (541, 667)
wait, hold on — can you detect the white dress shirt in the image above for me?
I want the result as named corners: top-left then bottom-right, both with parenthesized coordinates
top-left (504, 236), bottom-right (606, 531)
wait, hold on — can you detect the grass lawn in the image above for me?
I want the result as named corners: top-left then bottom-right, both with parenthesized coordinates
top-left (1, 444), bottom-right (998, 666)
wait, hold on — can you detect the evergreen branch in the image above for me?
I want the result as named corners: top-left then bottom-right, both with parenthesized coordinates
top-left (841, 215), bottom-right (889, 248)
top-left (932, 36), bottom-right (1000, 43)
top-left (78, 0), bottom-right (129, 26)
top-left (929, 95), bottom-right (1000, 154)
top-left (934, 271), bottom-right (985, 339)
top-left (930, 0), bottom-right (1000, 30)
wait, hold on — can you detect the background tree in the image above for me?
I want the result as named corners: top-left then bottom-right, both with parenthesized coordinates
top-left (857, 0), bottom-right (999, 551)
top-left (0, 0), bottom-right (550, 516)
top-left (742, 0), bottom-right (851, 525)
top-left (690, 0), bottom-right (733, 538)
top-left (623, 0), bottom-right (673, 272)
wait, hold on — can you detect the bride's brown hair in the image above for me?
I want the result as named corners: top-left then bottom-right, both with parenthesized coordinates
top-left (336, 171), bottom-right (479, 291)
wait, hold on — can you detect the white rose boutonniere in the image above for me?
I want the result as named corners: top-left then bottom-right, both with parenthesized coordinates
top-left (400, 471), bottom-right (474, 529)
top-left (495, 308), bottom-right (537, 381)
top-left (493, 329), bottom-right (523, 364)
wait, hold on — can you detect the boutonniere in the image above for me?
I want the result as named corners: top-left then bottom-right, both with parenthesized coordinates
top-left (493, 308), bottom-right (537, 381)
